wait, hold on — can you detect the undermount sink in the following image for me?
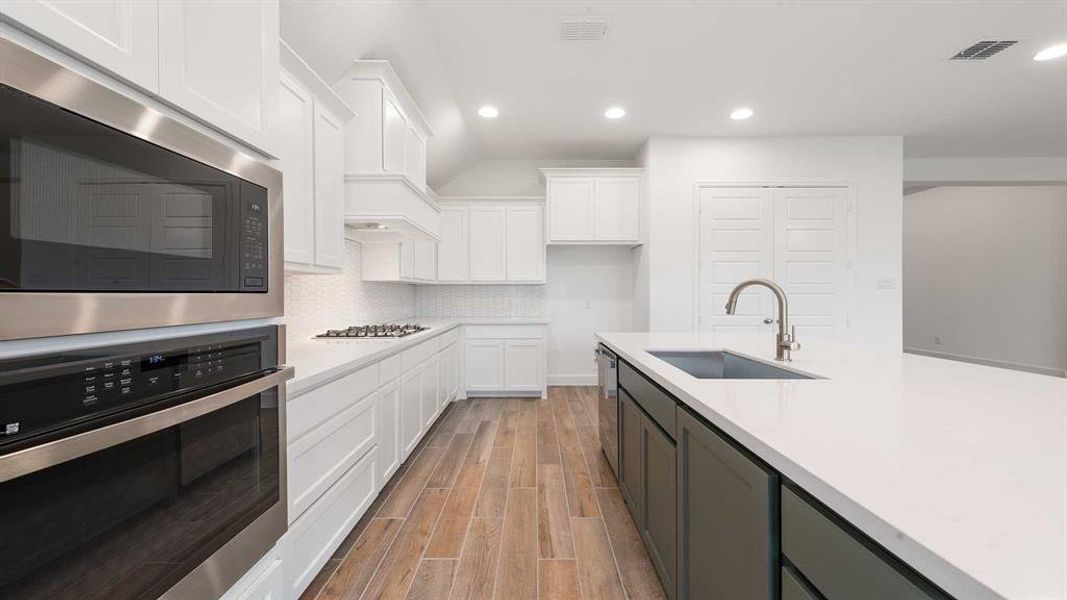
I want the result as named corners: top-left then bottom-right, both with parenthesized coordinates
top-left (648, 350), bottom-right (817, 380)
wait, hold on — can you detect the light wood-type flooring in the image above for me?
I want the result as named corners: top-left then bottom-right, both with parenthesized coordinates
top-left (299, 386), bottom-right (667, 600)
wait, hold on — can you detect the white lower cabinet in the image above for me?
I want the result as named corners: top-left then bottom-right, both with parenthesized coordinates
top-left (377, 377), bottom-right (402, 483)
top-left (401, 364), bottom-right (423, 458)
top-left (422, 355), bottom-right (440, 430)
top-left (231, 558), bottom-right (283, 600)
top-left (464, 339), bottom-right (505, 391)
top-left (284, 448), bottom-right (378, 599)
top-left (464, 325), bottom-right (547, 397)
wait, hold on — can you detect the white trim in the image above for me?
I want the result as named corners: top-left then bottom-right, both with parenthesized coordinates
top-left (548, 373), bottom-right (598, 386)
top-left (279, 40), bottom-right (355, 121)
top-left (344, 172), bottom-right (441, 210)
top-left (903, 347), bottom-right (1067, 378)
top-left (540, 167), bottom-right (644, 179)
top-left (340, 59), bottom-right (433, 138)
top-left (437, 195), bottom-right (545, 203)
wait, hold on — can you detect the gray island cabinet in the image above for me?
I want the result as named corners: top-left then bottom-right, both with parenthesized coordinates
top-left (615, 357), bottom-right (954, 600)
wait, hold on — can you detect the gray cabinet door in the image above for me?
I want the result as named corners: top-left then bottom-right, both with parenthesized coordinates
top-left (618, 388), bottom-right (643, 525)
top-left (675, 407), bottom-right (778, 600)
top-left (640, 413), bottom-right (677, 598)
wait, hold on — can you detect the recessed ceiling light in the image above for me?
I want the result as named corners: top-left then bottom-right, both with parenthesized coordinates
top-left (1033, 43), bottom-right (1067, 61)
top-left (730, 107), bottom-right (755, 120)
top-left (604, 106), bottom-right (626, 119)
top-left (478, 106), bottom-right (499, 118)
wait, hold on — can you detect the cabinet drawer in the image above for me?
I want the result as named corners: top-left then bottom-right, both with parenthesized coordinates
top-left (286, 448), bottom-right (378, 599)
top-left (403, 338), bottom-right (439, 371)
top-left (288, 363), bottom-right (379, 442)
top-left (464, 324), bottom-right (545, 339)
top-left (437, 327), bottom-right (460, 348)
top-left (380, 353), bottom-right (403, 384)
top-left (618, 361), bottom-right (676, 439)
top-left (288, 390), bottom-right (377, 522)
top-left (781, 486), bottom-right (948, 600)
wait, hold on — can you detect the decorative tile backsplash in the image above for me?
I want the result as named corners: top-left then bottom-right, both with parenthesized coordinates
top-left (284, 240), bottom-right (415, 334)
top-left (415, 285), bottom-right (547, 318)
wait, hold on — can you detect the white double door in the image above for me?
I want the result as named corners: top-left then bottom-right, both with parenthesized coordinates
top-left (697, 187), bottom-right (850, 342)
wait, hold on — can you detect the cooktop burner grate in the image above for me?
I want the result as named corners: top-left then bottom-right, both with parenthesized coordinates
top-left (315, 324), bottom-right (429, 339)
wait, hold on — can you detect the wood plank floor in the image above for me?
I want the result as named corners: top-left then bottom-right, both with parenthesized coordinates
top-left (302, 387), bottom-right (666, 600)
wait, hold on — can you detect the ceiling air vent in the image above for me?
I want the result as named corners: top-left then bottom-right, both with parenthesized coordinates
top-left (560, 17), bottom-right (609, 42)
top-left (949, 40), bottom-right (1018, 60)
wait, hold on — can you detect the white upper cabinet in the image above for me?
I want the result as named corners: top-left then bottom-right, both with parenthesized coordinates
top-left (543, 168), bottom-right (644, 245)
top-left (312, 104), bottom-right (345, 269)
top-left (431, 199), bottom-right (546, 285)
top-left (159, 0), bottom-right (280, 157)
top-left (360, 240), bottom-right (436, 283)
top-left (334, 61), bottom-right (437, 240)
top-left (505, 205), bottom-right (545, 282)
top-left (277, 70), bottom-right (315, 267)
top-left (1, 0), bottom-right (160, 91)
top-left (469, 205), bottom-right (507, 281)
top-left (277, 41), bottom-right (354, 274)
top-left (436, 206), bottom-right (470, 282)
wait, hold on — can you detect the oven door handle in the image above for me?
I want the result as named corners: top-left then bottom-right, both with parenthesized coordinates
top-left (0, 366), bottom-right (294, 483)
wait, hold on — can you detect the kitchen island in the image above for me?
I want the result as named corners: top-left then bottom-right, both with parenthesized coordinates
top-left (596, 331), bottom-right (1065, 600)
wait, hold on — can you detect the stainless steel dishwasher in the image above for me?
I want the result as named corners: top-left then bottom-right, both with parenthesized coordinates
top-left (595, 344), bottom-right (619, 478)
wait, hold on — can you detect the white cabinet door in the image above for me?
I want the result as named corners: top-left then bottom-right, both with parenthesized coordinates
top-left (505, 205), bottom-right (544, 282)
top-left (464, 339), bottom-right (504, 391)
top-left (469, 206), bottom-right (507, 281)
top-left (277, 71), bottom-right (314, 267)
top-left (400, 366), bottom-right (422, 458)
top-left (594, 178), bottom-right (640, 241)
top-left (158, 0), bottom-right (279, 156)
top-left (1, 0), bottom-right (159, 91)
top-left (413, 240), bottom-right (436, 281)
top-left (382, 94), bottom-right (407, 174)
top-left (377, 378), bottom-right (401, 483)
top-left (313, 104), bottom-right (345, 269)
top-left (443, 344), bottom-right (458, 401)
top-left (403, 125), bottom-right (426, 189)
top-left (547, 178), bottom-right (594, 241)
top-left (421, 356), bottom-right (439, 429)
top-left (504, 339), bottom-right (544, 392)
top-left (437, 206), bottom-right (470, 282)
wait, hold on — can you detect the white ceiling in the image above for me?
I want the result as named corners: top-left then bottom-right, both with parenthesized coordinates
top-left (281, 0), bottom-right (1067, 186)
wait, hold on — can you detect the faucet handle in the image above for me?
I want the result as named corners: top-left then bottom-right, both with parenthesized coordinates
top-left (787, 326), bottom-right (801, 351)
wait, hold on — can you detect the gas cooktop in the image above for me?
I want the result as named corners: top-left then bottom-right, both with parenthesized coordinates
top-left (315, 324), bottom-right (429, 339)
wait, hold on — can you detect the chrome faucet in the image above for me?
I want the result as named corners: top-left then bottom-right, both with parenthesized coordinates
top-left (724, 279), bottom-right (801, 361)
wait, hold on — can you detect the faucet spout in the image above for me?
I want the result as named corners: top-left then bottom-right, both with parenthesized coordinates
top-left (724, 278), bottom-right (800, 361)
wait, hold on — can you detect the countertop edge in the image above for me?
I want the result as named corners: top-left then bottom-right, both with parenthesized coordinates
top-left (595, 333), bottom-right (1003, 600)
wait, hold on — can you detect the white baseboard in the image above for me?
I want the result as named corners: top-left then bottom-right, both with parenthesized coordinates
top-left (547, 373), bottom-right (598, 386)
top-left (903, 347), bottom-right (1067, 378)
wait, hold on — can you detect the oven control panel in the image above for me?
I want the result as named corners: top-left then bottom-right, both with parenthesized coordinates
top-left (0, 327), bottom-right (277, 453)
top-left (239, 181), bottom-right (268, 292)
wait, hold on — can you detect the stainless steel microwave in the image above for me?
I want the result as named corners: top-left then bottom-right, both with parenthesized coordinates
top-left (0, 39), bottom-right (283, 340)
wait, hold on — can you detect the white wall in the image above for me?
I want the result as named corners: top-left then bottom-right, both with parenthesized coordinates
top-left (546, 246), bottom-right (634, 385)
top-left (640, 136), bottom-right (904, 350)
top-left (436, 158), bottom-right (633, 197)
top-left (904, 186), bottom-right (1067, 377)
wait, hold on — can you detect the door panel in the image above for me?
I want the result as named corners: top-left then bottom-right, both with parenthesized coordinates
top-left (504, 339), bottom-right (543, 392)
top-left (313, 104), bottom-right (345, 269)
top-left (548, 179), bottom-right (594, 241)
top-left (400, 367), bottom-right (422, 458)
top-left (464, 340), bottom-right (504, 391)
top-left (773, 188), bottom-right (849, 342)
top-left (641, 415), bottom-right (677, 597)
top-left (676, 407), bottom-right (777, 600)
top-left (593, 178), bottom-right (640, 241)
top-left (505, 205), bottom-right (544, 281)
top-left (618, 389), bottom-right (643, 526)
top-left (377, 380), bottom-right (401, 482)
top-left (277, 72), bottom-right (314, 266)
top-left (1, 0), bottom-right (159, 91)
top-left (469, 206), bottom-right (507, 281)
top-left (437, 207), bottom-right (470, 282)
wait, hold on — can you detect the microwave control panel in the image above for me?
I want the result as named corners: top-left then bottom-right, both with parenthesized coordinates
top-left (239, 181), bottom-right (269, 291)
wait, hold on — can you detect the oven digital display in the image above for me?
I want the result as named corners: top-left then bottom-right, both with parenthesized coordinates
top-left (140, 352), bottom-right (184, 372)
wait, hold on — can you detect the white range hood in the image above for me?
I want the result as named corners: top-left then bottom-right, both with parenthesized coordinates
top-left (334, 60), bottom-right (439, 242)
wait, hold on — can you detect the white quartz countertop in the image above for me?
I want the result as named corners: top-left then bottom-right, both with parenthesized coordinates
top-left (595, 332), bottom-right (1066, 600)
top-left (285, 317), bottom-right (547, 396)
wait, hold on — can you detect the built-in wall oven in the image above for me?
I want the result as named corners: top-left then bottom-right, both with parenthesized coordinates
top-left (0, 38), bottom-right (283, 340)
top-left (0, 325), bottom-right (292, 599)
